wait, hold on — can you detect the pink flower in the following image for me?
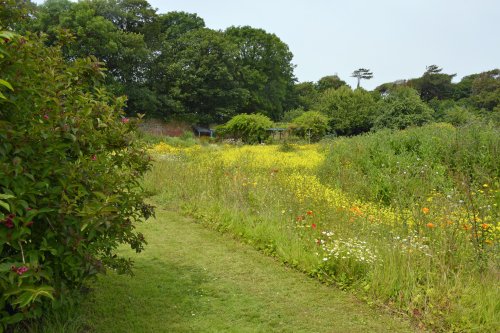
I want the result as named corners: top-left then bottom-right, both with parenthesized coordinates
top-left (92, 155), bottom-right (97, 161)
top-left (43, 114), bottom-right (49, 120)
top-left (16, 266), bottom-right (29, 275)
top-left (121, 117), bottom-right (129, 123)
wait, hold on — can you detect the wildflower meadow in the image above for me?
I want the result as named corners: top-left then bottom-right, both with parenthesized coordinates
top-left (145, 123), bottom-right (499, 332)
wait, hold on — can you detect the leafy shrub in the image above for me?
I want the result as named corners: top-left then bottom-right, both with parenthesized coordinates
top-left (281, 107), bottom-right (305, 123)
top-left (442, 106), bottom-right (478, 126)
top-left (217, 113), bottom-right (273, 144)
top-left (373, 86), bottom-right (434, 130)
top-left (0, 32), bottom-right (153, 329)
top-left (290, 111), bottom-right (330, 142)
top-left (315, 86), bottom-right (377, 136)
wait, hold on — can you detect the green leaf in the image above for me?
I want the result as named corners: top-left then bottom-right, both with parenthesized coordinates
top-left (0, 79), bottom-right (13, 91)
top-left (0, 201), bottom-right (9, 211)
top-left (0, 263), bottom-right (14, 273)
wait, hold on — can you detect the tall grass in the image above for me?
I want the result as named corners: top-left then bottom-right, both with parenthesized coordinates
top-left (145, 123), bottom-right (499, 332)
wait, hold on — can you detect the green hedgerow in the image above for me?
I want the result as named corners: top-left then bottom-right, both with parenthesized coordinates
top-left (0, 32), bottom-right (153, 329)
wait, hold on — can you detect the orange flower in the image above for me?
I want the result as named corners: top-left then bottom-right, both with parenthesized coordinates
top-left (421, 207), bottom-right (430, 214)
top-left (350, 206), bottom-right (363, 216)
top-left (296, 215), bottom-right (304, 222)
top-left (463, 224), bottom-right (472, 231)
top-left (306, 210), bottom-right (313, 216)
top-left (481, 223), bottom-right (490, 230)
top-left (426, 223), bottom-right (435, 228)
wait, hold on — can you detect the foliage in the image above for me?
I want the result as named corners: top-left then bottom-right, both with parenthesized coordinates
top-left (225, 26), bottom-right (296, 121)
top-left (374, 79), bottom-right (407, 94)
top-left (316, 86), bottom-right (377, 136)
top-left (289, 111), bottom-right (330, 142)
top-left (153, 11), bottom-right (205, 42)
top-left (217, 113), bottom-right (273, 144)
top-left (408, 65), bottom-right (456, 102)
top-left (281, 107), bottom-right (305, 123)
top-left (469, 69), bottom-right (500, 112)
top-left (32, 0), bottom-right (153, 115)
top-left (0, 0), bottom-right (36, 30)
top-left (292, 82), bottom-right (318, 110)
top-left (316, 75), bottom-right (347, 92)
top-left (155, 28), bottom-right (248, 124)
top-left (442, 105), bottom-right (478, 126)
top-left (0, 32), bottom-right (152, 329)
top-left (373, 86), bottom-right (434, 130)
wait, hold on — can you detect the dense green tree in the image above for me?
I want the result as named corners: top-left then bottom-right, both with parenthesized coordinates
top-left (351, 68), bottom-right (373, 89)
top-left (154, 28), bottom-right (248, 124)
top-left (469, 69), bottom-right (500, 111)
top-left (316, 75), bottom-right (347, 92)
top-left (32, 0), bottom-right (153, 115)
top-left (409, 65), bottom-right (456, 102)
top-left (292, 81), bottom-right (318, 110)
top-left (155, 11), bottom-right (205, 41)
top-left (225, 26), bottom-right (296, 121)
top-left (94, 0), bottom-right (157, 34)
top-left (373, 86), bottom-right (434, 130)
top-left (316, 86), bottom-right (377, 136)
top-left (0, 0), bottom-right (37, 30)
top-left (453, 73), bottom-right (476, 100)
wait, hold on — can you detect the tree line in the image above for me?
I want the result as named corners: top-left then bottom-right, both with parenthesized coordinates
top-left (4, 0), bottom-right (499, 134)
top-left (5, 0), bottom-right (296, 124)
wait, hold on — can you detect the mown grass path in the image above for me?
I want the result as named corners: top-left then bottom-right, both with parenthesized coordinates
top-left (81, 207), bottom-right (415, 333)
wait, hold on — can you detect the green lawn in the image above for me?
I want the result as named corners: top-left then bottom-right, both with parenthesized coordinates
top-left (76, 207), bottom-right (415, 333)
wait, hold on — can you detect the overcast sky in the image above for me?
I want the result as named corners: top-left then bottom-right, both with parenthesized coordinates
top-left (34, 0), bottom-right (500, 89)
